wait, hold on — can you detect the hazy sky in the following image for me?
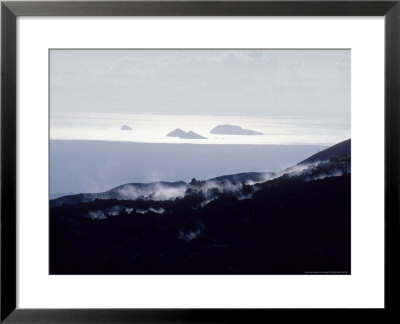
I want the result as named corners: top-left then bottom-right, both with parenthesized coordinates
top-left (50, 49), bottom-right (350, 119)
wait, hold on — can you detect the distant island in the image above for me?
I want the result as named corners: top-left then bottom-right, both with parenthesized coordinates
top-left (166, 128), bottom-right (207, 139)
top-left (121, 125), bottom-right (132, 130)
top-left (211, 124), bottom-right (263, 135)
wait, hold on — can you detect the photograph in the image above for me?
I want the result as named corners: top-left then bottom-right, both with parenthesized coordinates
top-left (49, 49), bottom-right (351, 275)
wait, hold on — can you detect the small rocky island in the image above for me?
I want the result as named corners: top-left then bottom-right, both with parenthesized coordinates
top-left (121, 125), bottom-right (132, 130)
top-left (210, 124), bottom-right (263, 135)
top-left (166, 128), bottom-right (207, 139)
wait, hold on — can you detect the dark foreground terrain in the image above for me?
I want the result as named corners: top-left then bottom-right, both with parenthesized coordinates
top-left (50, 140), bottom-right (351, 274)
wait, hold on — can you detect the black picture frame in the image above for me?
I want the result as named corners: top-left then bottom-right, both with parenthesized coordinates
top-left (1, 0), bottom-right (399, 322)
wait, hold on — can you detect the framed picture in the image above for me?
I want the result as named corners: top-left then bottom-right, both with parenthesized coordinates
top-left (1, 0), bottom-right (399, 322)
top-left (48, 47), bottom-right (353, 276)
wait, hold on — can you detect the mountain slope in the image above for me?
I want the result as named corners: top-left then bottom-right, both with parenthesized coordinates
top-left (209, 172), bottom-right (274, 184)
top-left (50, 172), bottom-right (273, 207)
top-left (50, 181), bottom-right (187, 207)
top-left (299, 139), bottom-right (350, 164)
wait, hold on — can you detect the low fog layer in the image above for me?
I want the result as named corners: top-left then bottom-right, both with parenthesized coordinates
top-left (50, 140), bottom-right (326, 197)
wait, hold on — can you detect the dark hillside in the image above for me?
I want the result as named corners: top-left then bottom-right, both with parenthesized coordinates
top-left (299, 139), bottom-right (350, 164)
top-left (50, 174), bottom-right (350, 274)
top-left (50, 140), bottom-right (351, 274)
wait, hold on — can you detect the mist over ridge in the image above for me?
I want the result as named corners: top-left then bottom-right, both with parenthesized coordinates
top-left (51, 139), bottom-right (350, 209)
top-left (50, 140), bottom-right (329, 198)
